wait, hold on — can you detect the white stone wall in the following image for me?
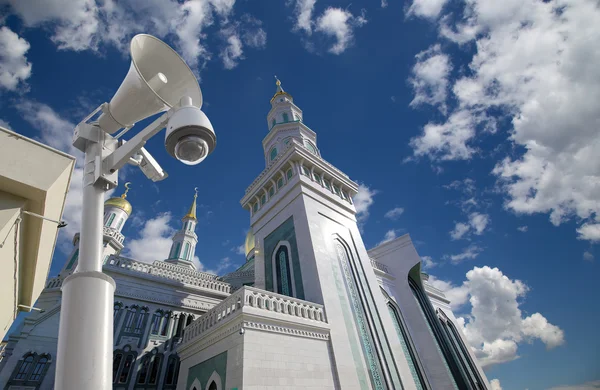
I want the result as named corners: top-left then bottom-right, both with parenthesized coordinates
top-left (242, 329), bottom-right (336, 390)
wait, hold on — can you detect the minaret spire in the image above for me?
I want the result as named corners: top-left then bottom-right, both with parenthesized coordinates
top-left (165, 188), bottom-right (199, 270)
top-left (183, 187), bottom-right (198, 221)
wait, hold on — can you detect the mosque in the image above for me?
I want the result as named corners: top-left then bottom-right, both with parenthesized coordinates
top-left (0, 80), bottom-right (491, 390)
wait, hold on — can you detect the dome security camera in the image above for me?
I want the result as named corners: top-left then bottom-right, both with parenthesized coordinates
top-left (165, 97), bottom-right (216, 166)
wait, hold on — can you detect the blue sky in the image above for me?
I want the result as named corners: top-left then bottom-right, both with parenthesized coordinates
top-left (1, 0), bottom-right (599, 389)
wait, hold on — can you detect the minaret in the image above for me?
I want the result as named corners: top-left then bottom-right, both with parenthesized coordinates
top-left (240, 79), bottom-right (416, 389)
top-left (59, 183), bottom-right (132, 276)
top-left (165, 189), bottom-right (198, 270)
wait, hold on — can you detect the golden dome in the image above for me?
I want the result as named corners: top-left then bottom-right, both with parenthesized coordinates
top-left (244, 229), bottom-right (256, 258)
top-left (270, 76), bottom-right (293, 103)
top-left (105, 197), bottom-right (132, 215)
top-left (105, 182), bottom-right (132, 215)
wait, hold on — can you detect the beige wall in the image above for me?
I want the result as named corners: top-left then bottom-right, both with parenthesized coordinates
top-left (0, 192), bottom-right (26, 339)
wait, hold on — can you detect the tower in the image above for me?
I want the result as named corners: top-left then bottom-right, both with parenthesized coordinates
top-left (240, 79), bottom-right (418, 389)
top-left (59, 183), bottom-right (132, 276)
top-left (165, 190), bottom-right (198, 270)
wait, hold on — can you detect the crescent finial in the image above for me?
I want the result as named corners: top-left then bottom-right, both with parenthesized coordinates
top-left (121, 182), bottom-right (132, 199)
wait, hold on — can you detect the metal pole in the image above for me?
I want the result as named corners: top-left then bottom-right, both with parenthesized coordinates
top-left (55, 139), bottom-right (116, 390)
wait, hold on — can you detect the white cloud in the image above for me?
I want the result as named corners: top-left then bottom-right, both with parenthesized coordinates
top-left (220, 28), bottom-right (244, 70)
top-left (576, 223), bottom-right (600, 242)
top-left (517, 225), bottom-right (528, 232)
top-left (469, 212), bottom-right (489, 235)
top-left (450, 222), bottom-right (470, 240)
top-left (126, 213), bottom-right (176, 264)
top-left (0, 26), bottom-right (32, 91)
top-left (384, 207), bottom-right (404, 220)
top-left (445, 244), bottom-right (482, 264)
top-left (6, 0), bottom-right (100, 51)
top-left (548, 380), bottom-right (600, 390)
top-left (199, 256), bottom-right (236, 275)
top-left (4, 0), bottom-right (264, 72)
top-left (490, 378), bottom-right (503, 390)
top-left (427, 275), bottom-right (469, 309)
top-left (377, 229), bottom-right (398, 246)
top-left (410, 44), bottom-right (452, 113)
top-left (315, 7), bottom-right (367, 55)
top-left (0, 119), bottom-right (11, 129)
top-left (407, 0), bottom-right (449, 19)
top-left (421, 255), bottom-right (437, 269)
top-left (408, 0), bottom-right (600, 241)
top-left (434, 266), bottom-right (564, 368)
top-left (583, 251), bottom-right (594, 262)
top-left (292, 0), bottom-right (317, 34)
top-left (232, 244), bottom-right (245, 255)
top-left (450, 212), bottom-right (490, 240)
top-left (409, 109), bottom-right (479, 161)
top-left (353, 183), bottom-right (378, 226)
top-left (381, 0), bottom-right (388, 8)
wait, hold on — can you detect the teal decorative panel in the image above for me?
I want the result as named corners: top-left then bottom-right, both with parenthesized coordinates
top-left (335, 241), bottom-right (386, 390)
top-left (263, 217), bottom-right (304, 299)
top-left (186, 351), bottom-right (227, 390)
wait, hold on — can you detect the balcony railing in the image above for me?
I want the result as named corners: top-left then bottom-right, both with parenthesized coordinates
top-left (106, 256), bottom-right (231, 294)
top-left (182, 286), bottom-right (327, 345)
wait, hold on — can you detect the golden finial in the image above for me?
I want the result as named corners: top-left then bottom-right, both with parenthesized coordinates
top-left (183, 187), bottom-right (198, 221)
top-left (121, 182), bottom-right (132, 199)
top-left (275, 75), bottom-right (281, 87)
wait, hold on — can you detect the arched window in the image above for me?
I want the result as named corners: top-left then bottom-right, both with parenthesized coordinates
top-left (252, 203), bottom-right (259, 213)
top-left (282, 112), bottom-right (289, 122)
top-left (410, 278), bottom-right (463, 389)
top-left (123, 306), bottom-right (138, 333)
top-left (324, 180), bottom-right (332, 191)
top-left (148, 353), bottom-right (162, 384)
top-left (106, 213), bottom-right (116, 227)
top-left (160, 312), bottom-right (171, 336)
top-left (66, 249), bottom-right (79, 270)
top-left (268, 186), bottom-right (275, 197)
top-left (119, 354), bottom-right (135, 383)
top-left (277, 177), bottom-right (284, 189)
top-left (183, 242), bottom-right (190, 260)
top-left (151, 310), bottom-right (163, 335)
top-left (286, 169), bottom-right (293, 180)
top-left (209, 381), bottom-right (218, 390)
top-left (313, 173), bottom-right (322, 185)
top-left (113, 346), bottom-right (137, 385)
top-left (14, 353), bottom-right (35, 380)
top-left (164, 354), bottom-right (180, 386)
top-left (260, 195), bottom-right (266, 205)
top-left (439, 309), bottom-right (486, 389)
top-left (116, 218), bottom-right (124, 229)
top-left (134, 307), bottom-right (148, 334)
top-left (270, 147), bottom-right (278, 161)
top-left (305, 141), bottom-right (317, 155)
top-left (112, 353), bottom-right (123, 382)
top-left (273, 244), bottom-right (293, 297)
top-left (383, 289), bottom-right (426, 390)
top-left (186, 315), bottom-right (194, 326)
top-left (174, 242), bottom-right (181, 259)
top-left (136, 355), bottom-right (151, 384)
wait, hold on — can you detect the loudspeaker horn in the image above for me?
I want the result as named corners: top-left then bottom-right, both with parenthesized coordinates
top-left (98, 34), bottom-right (202, 134)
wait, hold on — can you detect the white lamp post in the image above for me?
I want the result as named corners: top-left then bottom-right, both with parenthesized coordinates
top-left (55, 34), bottom-right (216, 390)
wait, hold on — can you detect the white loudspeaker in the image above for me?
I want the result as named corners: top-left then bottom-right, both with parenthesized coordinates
top-left (98, 34), bottom-right (202, 134)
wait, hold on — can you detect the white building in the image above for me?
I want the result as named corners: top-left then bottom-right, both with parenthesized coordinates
top-left (0, 81), bottom-right (490, 390)
top-left (0, 127), bottom-right (75, 340)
